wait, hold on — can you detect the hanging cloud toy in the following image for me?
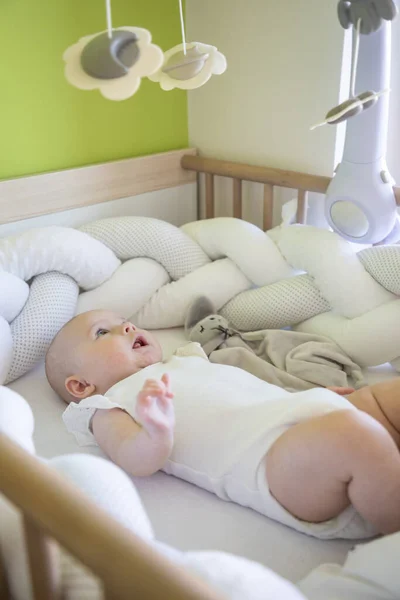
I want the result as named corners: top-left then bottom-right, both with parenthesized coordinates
top-left (310, 88), bottom-right (389, 130)
top-left (149, 0), bottom-right (227, 91)
top-left (311, 0), bottom-right (397, 130)
top-left (63, 0), bottom-right (226, 99)
top-left (149, 42), bottom-right (227, 91)
top-left (63, 27), bottom-right (163, 101)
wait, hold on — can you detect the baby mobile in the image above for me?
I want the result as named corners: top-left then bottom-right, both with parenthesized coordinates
top-left (63, 0), bottom-right (227, 100)
top-left (310, 0), bottom-right (399, 245)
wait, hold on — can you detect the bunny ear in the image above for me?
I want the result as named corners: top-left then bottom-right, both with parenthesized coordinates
top-left (185, 296), bottom-right (216, 333)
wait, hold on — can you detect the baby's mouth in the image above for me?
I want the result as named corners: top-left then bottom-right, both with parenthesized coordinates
top-left (132, 336), bottom-right (148, 350)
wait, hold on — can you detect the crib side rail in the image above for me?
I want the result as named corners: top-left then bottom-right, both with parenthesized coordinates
top-left (0, 550), bottom-right (10, 599)
top-left (181, 154), bottom-right (400, 229)
top-left (0, 433), bottom-right (224, 600)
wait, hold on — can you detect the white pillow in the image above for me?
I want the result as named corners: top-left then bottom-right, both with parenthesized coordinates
top-left (77, 258), bottom-right (170, 317)
top-left (182, 217), bottom-right (294, 286)
top-left (273, 225), bottom-right (394, 318)
top-left (0, 226), bottom-right (120, 290)
top-left (133, 258), bottom-right (251, 329)
top-left (50, 454), bottom-right (154, 541)
top-left (0, 387), bottom-right (35, 453)
top-left (0, 272), bottom-right (29, 322)
top-left (295, 299), bottom-right (400, 367)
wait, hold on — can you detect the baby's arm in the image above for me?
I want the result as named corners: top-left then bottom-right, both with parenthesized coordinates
top-left (92, 374), bottom-right (175, 477)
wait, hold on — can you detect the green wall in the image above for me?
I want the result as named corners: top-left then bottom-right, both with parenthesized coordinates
top-left (0, 0), bottom-right (188, 180)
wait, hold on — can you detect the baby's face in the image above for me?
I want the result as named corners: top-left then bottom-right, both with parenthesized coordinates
top-left (64, 310), bottom-right (162, 396)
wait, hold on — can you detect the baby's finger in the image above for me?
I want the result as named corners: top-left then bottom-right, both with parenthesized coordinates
top-left (157, 393), bottom-right (174, 408)
top-left (137, 392), bottom-right (152, 405)
top-left (143, 381), bottom-right (164, 393)
top-left (161, 373), bottom-right (171, 392)
top-left (144, 379), bottom-right (160, 387)
top-left (144, 380), bottom-right (162, 389)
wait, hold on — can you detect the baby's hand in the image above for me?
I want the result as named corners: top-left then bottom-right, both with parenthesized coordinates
top-left (136, 374), bottom-right (175, 438)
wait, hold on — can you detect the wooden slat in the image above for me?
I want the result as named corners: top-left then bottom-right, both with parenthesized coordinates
top-left (23, 517), bottom-right (60, 600)
top-left (182, 154), bottom-right (331, 194)
top-left (0, 148), bottom-right (197, 225)
top-left (183, 155), bottom-right (400, 219)
top-left (196, 172), bottom-right (201, 220)
top-left (205, 173), bottom-right (215, 219)
top-left (263, 184), bottom-right (274, 231)
top-left (232, 178), bottom-right (242, 219)
top-left (0, 434), bottom-right (223, 600)
top-left (0, 551), bottom-right (10, 600)
top-left (296, 189), bottom-right (308, 224)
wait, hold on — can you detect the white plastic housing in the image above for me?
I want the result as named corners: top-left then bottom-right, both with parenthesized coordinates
top-left (325, 23), bottom-right (398, 244)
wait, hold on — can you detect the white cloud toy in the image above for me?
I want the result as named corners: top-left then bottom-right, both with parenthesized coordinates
top-left (63, 27), bottom-right (164, 101)
top-left (149, 42), bottom-right (227, 91)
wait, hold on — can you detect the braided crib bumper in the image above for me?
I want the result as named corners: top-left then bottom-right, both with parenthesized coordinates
top-left (2, 216), bottom-right (400, 384)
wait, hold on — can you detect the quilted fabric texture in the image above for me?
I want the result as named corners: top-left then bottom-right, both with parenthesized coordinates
top-left (0, 317), bottom-right (13, 384)
top-left (359, 245), bottom-right (400, 294)
top-left (6, 272), bottom-right (79, 383)
top-left (221, 274), bottom-right (330, 331)
top-left (80, 217), bottom-right (210, 279)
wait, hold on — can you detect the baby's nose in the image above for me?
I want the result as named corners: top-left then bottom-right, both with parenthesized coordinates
top-left (123, 322), bottom-right (136, 334)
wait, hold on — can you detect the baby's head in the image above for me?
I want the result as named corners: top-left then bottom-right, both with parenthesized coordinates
top-left (45, 310), bottom-right (162, 404)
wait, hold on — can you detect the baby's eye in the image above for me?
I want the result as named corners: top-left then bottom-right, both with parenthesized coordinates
top-left (96, 328), bottom-right (109, 337)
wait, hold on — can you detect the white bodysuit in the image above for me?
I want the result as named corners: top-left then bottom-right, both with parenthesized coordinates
top-left (63, 343), bottom-right (376, 540)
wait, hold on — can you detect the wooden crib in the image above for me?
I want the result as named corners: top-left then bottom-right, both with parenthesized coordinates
top-left (1, 149), bottom-right (400, 600)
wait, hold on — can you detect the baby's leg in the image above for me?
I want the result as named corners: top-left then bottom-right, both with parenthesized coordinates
top-left (266, 409), bottom-right (400, 534)
top-left (347, 378), bottom-right (400, 447)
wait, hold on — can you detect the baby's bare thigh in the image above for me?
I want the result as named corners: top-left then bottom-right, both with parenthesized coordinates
top-left (349, 380), bottom-right (400, 447)
top-left (266, 409), bottom-right (365, 523)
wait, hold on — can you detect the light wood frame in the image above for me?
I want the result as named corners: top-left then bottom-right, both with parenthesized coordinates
top-left (181, 154), bottom-right (400, 228)
top-left (0, 148), bottom-right (197, 225)
top-left (2, 150), bottom-right (400, 599)
top-left (0, 434), bottom-right (223, 600)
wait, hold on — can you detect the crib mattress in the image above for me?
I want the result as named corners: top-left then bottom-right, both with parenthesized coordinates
top-left (7, 327), bottom-right (398, 584)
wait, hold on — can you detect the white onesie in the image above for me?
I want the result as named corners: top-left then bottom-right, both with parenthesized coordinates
top-left (63, 343), bottom-right (376, 540)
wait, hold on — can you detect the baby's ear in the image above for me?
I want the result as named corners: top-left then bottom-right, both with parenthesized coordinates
top-left (185, 296), bottom-right (216, 335)
top-left (65, 376), bottom-right (95, 400)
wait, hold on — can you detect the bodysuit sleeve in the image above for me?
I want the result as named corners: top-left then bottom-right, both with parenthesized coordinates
top-left (174, 342), bottom-right (209, 360)
top-left (62, 395), bottom-right (125, 446)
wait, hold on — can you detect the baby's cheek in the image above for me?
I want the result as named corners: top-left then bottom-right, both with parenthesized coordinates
top-left (108, 350), bottom-right (132, 368)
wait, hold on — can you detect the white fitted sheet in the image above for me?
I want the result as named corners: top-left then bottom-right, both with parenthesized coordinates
top-left (7, 327), bottom-right (398, 583)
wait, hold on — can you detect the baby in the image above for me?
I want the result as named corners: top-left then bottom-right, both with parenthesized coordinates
top-left (46, 309), bottom-right (400, 540)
